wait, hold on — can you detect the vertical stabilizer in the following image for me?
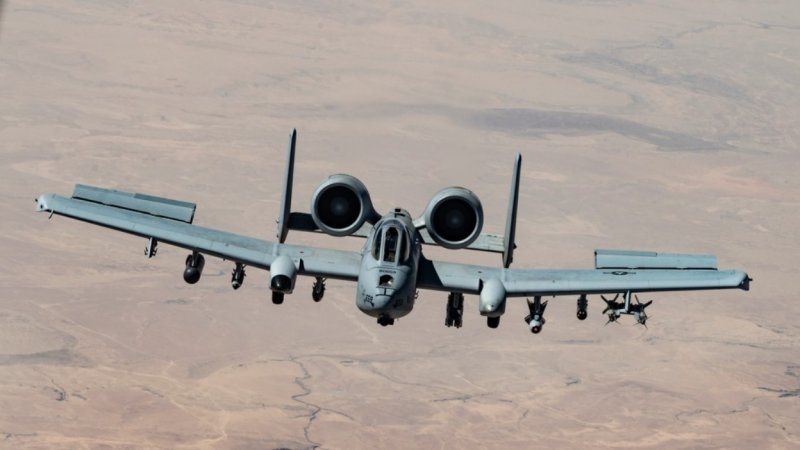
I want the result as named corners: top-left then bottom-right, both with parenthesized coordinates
top-left (277, 129), bottom-right (297, 243)
top-left (503, 153), bottom-right (521, 268)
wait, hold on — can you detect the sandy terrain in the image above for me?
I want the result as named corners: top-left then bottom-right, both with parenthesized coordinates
top-left (1, 0), bottom-right (799, 448)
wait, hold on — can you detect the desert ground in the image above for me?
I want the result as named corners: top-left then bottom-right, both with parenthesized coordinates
top-left (1, 1), bottom-right (799, 448)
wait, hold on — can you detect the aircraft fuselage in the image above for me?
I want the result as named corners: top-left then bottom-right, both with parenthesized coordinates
top-left (356, 209), bottom-right (420, 322)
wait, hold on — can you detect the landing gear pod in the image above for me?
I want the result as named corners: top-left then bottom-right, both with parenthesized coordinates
top-left (480, 278), bottom-right (506, 328)
top-left (270, 254), bottom-right (298, 295)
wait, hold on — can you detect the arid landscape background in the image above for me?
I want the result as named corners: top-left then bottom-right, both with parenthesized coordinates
top-left (1, 1), bottom-right (799, 448)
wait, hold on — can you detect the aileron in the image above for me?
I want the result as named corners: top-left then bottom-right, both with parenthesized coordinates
top-left (594, 249), bottom-right (717, 270)
top-left (73, 184), bottom-right (196, 223)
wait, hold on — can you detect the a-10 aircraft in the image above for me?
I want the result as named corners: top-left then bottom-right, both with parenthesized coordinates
top-left (35, 130), bottom-right (751, 333)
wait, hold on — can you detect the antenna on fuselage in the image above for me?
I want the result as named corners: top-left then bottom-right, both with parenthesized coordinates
top-left (277, 128), bottom-right (296, 243)
top-left (502, 153), bottom-right (521, 268)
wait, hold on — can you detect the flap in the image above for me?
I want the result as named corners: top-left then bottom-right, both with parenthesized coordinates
top-left (594, 249), bottom-right (717, 270)
top-left (72, 184), bottom-right (196, 223)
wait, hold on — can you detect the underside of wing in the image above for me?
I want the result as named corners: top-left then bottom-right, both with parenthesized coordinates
top-left (500, 267), bottom-right (750, 296)
top-left (35, 187), bottom-right (362, 281)
top-left (417, 256), bottom-right (750, 297)
top-left (418, 253), bottom-right (750, 332)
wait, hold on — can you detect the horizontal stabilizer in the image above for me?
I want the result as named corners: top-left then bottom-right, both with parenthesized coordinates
top-left (288, 212), bottom-right (372, 237)
top-left (595, 249), bottom-right (717, 270)
top-left (417, 228), bottom-right (505, 253)
top-left (72, 185), bottom-right (196, 223)
top-left (287, 212), bottom-right (317, 232)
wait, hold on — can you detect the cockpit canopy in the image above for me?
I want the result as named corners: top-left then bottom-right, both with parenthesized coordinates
top-left (371, 224), bottom-right (410, 264)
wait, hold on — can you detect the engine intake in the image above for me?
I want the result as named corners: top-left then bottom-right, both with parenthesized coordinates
top-left (423, 187), bottom-right (483, 249)
top-left (311, 174), bottom-right (376, 236)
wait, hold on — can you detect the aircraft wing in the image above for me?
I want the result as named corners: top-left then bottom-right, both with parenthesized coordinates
top-left (416, 258), bottom-right (750, 297)
top-left (35, 188), bottom-right (362, 281)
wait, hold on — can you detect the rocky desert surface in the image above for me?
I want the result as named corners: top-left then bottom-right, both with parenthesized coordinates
top-left (1, 1), bottom-right (798, 448)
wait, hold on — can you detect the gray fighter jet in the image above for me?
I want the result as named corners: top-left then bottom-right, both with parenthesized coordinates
top-left (34, 130), bottom-right (751, 332)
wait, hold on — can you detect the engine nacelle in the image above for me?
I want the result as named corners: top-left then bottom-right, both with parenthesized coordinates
top-left (423, 187), bottom-right (483, 249)
top-left (479, 278), bottom-right (506, 317)
top-left (270, 255), bottom-right (297, 294)
top-left (311, 174), bottom-right (377, 236)
top-left (183, 253), bottom-right (205, 284)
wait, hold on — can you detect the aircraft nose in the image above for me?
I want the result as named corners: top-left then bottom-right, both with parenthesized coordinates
top-left (372, 294), bottom-right (392, 310)
top-left (360, 293), bottom-right (392, 313)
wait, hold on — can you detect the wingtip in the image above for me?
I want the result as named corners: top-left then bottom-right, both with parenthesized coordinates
top-left (740, 274), bottom-right (752, 291)
top-left (35, 194), bottom-right (54, 212)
